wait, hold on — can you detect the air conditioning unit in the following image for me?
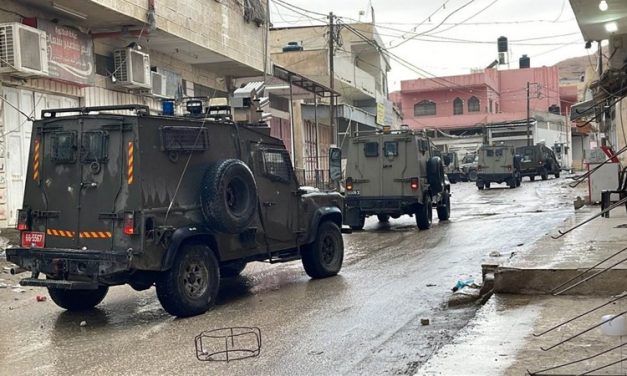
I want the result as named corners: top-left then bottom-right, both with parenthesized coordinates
top-left (0, 22), bottom-right (49, 77)
top-left (113, 48), bottom-right (151, 89)
top-left (151, 71), bottom-right (167, 98)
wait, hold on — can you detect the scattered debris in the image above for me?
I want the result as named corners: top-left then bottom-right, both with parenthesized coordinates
top-left (195, 327), bottom-right (261, 362)
top-left (420, 318), bottom-right (430, 326)
top-left (0, 282), bottom-right (9, 288)
top-left (307, 350), bottom-right (324, 356)
top-left (426, 283), bottom-right (437, 287)
top-left (449, 286), bottom-right (482, 307)
top-left (36, 295), bottom-right (47, 302)
top-left (11, 288), bottom-right (25, 294)
top-left (451, 279), bottom-right (478, 292)
top-left (573, 196), bottom-right (585, 210)
top-left (489, 251), bottom-right (501, 257)
top-left (80, 321), bottom-right (87, 327)
top-left (517, 243), bottom-right (524, 247)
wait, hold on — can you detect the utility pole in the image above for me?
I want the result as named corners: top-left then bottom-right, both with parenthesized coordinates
top-left (526, 81), bottom-right (531, 146)
top-left (328, 12), bottom-right (336, 145)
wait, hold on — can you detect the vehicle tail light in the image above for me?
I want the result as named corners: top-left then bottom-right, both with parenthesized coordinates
top-left (123, 212), bottom-right (136, 235)
top-left (17, 209), bottom-right (30, 231)
top-left (346, 177), bottom-right (353, 191)
top-left (410, 177), bottom-right (419, 191)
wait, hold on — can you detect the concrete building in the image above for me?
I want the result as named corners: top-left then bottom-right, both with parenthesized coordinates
top-left (570, 0), bottom-right (627, 167)
top-left (270, 22), bottom-right (400, 163)
top-left (0, 0), bottom-right (267, 226)
top-left (391, 66), bottom-right (572, 168)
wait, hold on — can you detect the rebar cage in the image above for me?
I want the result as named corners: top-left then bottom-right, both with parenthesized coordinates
top-left (194, 327), bottom-right (261, 362)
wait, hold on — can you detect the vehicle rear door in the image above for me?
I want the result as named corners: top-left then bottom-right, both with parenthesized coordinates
top-left (76, 117), bottom-right (129, 250)
top-left (490, 147), bottom-right (513, 174)
top-left (352, 136), bottom-right (383, 197)
top-left (40, 116), bottom-right (127, 250)
top-left (381, 136), bottom-right (410, 197)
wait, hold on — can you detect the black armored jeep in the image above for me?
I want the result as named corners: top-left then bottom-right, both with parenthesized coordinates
top-left (8, 104), bottom-right (345, 317)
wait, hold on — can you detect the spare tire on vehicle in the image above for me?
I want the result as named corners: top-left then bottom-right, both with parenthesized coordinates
top-left (201, 159), bottom-right (257, 234)
top-left (427, 156), bottom-right (445, 194)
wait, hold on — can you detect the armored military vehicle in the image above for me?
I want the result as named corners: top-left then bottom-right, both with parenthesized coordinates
top-left (460, 152), bottom-right (478, 182)
top-left (343, 127), bottom-right (451, 230)
top-left (7, 104), bottom-right (345, 317)
top-left (443, 152), bottom-right (463, 183)
top-left (515, 144), bottom-right (561, 181)
top-left (476, 145), bottom-right (521, 189)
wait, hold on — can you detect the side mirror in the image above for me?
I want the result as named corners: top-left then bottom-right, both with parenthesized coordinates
top-left (329, 147), bottom-right (342, 183)
top-left (443, 154), bottom-right (451, 166)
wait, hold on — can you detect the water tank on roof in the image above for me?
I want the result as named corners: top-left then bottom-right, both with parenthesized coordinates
top-left (519, 54), bottom-right (530, 69)
top-left (282, 41), bottom-right (303, 52)
top-left (497, 36), bottom-right (508, 53)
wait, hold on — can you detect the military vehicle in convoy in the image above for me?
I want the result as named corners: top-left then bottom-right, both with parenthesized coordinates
top-left (7, 103), bottom-right (345, 317)
top-left (343, 126), bottom-right (451, 230)
top-left (476, 144), bottom-right (522, 189)
top-left (443, 152), bottom-right (463, 183)
top-left (460, 152), bottom-right (479, 182)
top-left (515, 144), bottom-right (561, 181)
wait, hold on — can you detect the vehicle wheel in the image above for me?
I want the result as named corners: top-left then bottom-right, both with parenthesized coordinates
top-left (468, 170), bottom-right (478, 181)
top-left (427, 157), bottom-right (445, 194)
top-left (485, 182), bottom-right (491, 189)
top-left (555, 172), bottom-right (560, 178)
top-left (530, 176), bottom-right (535, 181)
top-left (437, 191), bottom-right (451, 221)
top-left (377, 214), bottom-right (390, 223)
top-left (201, 159), bottom-right (257, 234)
top-left (477, 181), bottom-right (484, 190)
top-left (302, 221), bottom-right (344, 279)
top-left (540, 168), bottom-right (548, 181)
top-left (516, 176), bottom-right (522, 187)
top-left (416, 193), bottom-right (433, 230)
top-left (220, 261), bottom-right (247, 278)
top-left (508, 179), bottom-right (516, 189)
top-left (48, 286), bottom-right (109, 311)
top-left (156, 243), bottom-right (219, 317)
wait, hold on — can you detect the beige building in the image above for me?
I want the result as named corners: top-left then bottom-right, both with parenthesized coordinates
top-left (270, 22), bottom-right (400, 157)
top-left (0, 0), bottom-right (267, 226)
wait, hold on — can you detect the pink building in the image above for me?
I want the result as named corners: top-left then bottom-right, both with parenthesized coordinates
top-left (392, 66), bottom-right (563, 130)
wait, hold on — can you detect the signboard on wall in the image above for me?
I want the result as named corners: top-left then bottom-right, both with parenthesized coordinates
top-left (25, 18), bottom-right (95, 85)
top-left (376, 102), bottom-right (385, 125)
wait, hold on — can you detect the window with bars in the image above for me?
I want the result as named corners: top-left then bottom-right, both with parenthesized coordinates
top-left (414, 100), bottom-right (436, 116)
top-left (160, 126), bottom-right (209, 151)
top-left (453, 97), bottom-right (463, 115)
top-left (262, 150), bottom-right (291, 183)
top-left (468, 96), bottom-right (480, 112)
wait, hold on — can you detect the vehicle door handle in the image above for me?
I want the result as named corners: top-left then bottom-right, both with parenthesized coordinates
top-left (263, 202), bottom-right (276, 207)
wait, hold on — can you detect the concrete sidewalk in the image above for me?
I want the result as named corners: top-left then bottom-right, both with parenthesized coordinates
top-left (418, 207), bottom-right (627, 375)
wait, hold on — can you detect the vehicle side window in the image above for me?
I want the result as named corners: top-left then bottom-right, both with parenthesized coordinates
top-left (262, 150), bottom-right (291, 183)
top-left (495, 149), bottom-right (503, 157)
top-left (81, 131), bottom-right (109, 163)
top-left (364, 142), bottom-right (379, 157)
top-left (383, 141), bottom-right (398, 157)
top-left (486, 150), bottom-right (494, 157)
top-left (51, 131), bottom-right (77, 163)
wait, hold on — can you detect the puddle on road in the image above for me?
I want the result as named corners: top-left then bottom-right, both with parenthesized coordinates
top-left (416, 296), bottom-right (541, 375)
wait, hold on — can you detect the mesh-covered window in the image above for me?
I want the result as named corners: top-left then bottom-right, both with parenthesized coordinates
top-left (468, 96), bottom-right (480, 112)
top-left (495, 148), bottom-right (504, 157)
top-left (486, 149), bottom-right (494, 157)
top-left (364, 142), bottom-right (379, 157)
top-left (161, 126), bottom-right (209, 151)
top-left (384, 141), bottom-right (398, 157)
top-left (262, 150), bottom-right (291, 183)
top-left (453, 97), bottom-right (463, 115)
top-left (51, 131), bottom-right (77, 163)
top-left (81, 131), bottom-right (109, 163)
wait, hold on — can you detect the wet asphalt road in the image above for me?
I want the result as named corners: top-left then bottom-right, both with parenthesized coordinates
top-left (0, 178), bottom-right (579, 376)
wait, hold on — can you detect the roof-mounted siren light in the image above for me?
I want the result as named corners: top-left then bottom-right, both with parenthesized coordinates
top-left (497, 36), bottom-right (508, 65)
